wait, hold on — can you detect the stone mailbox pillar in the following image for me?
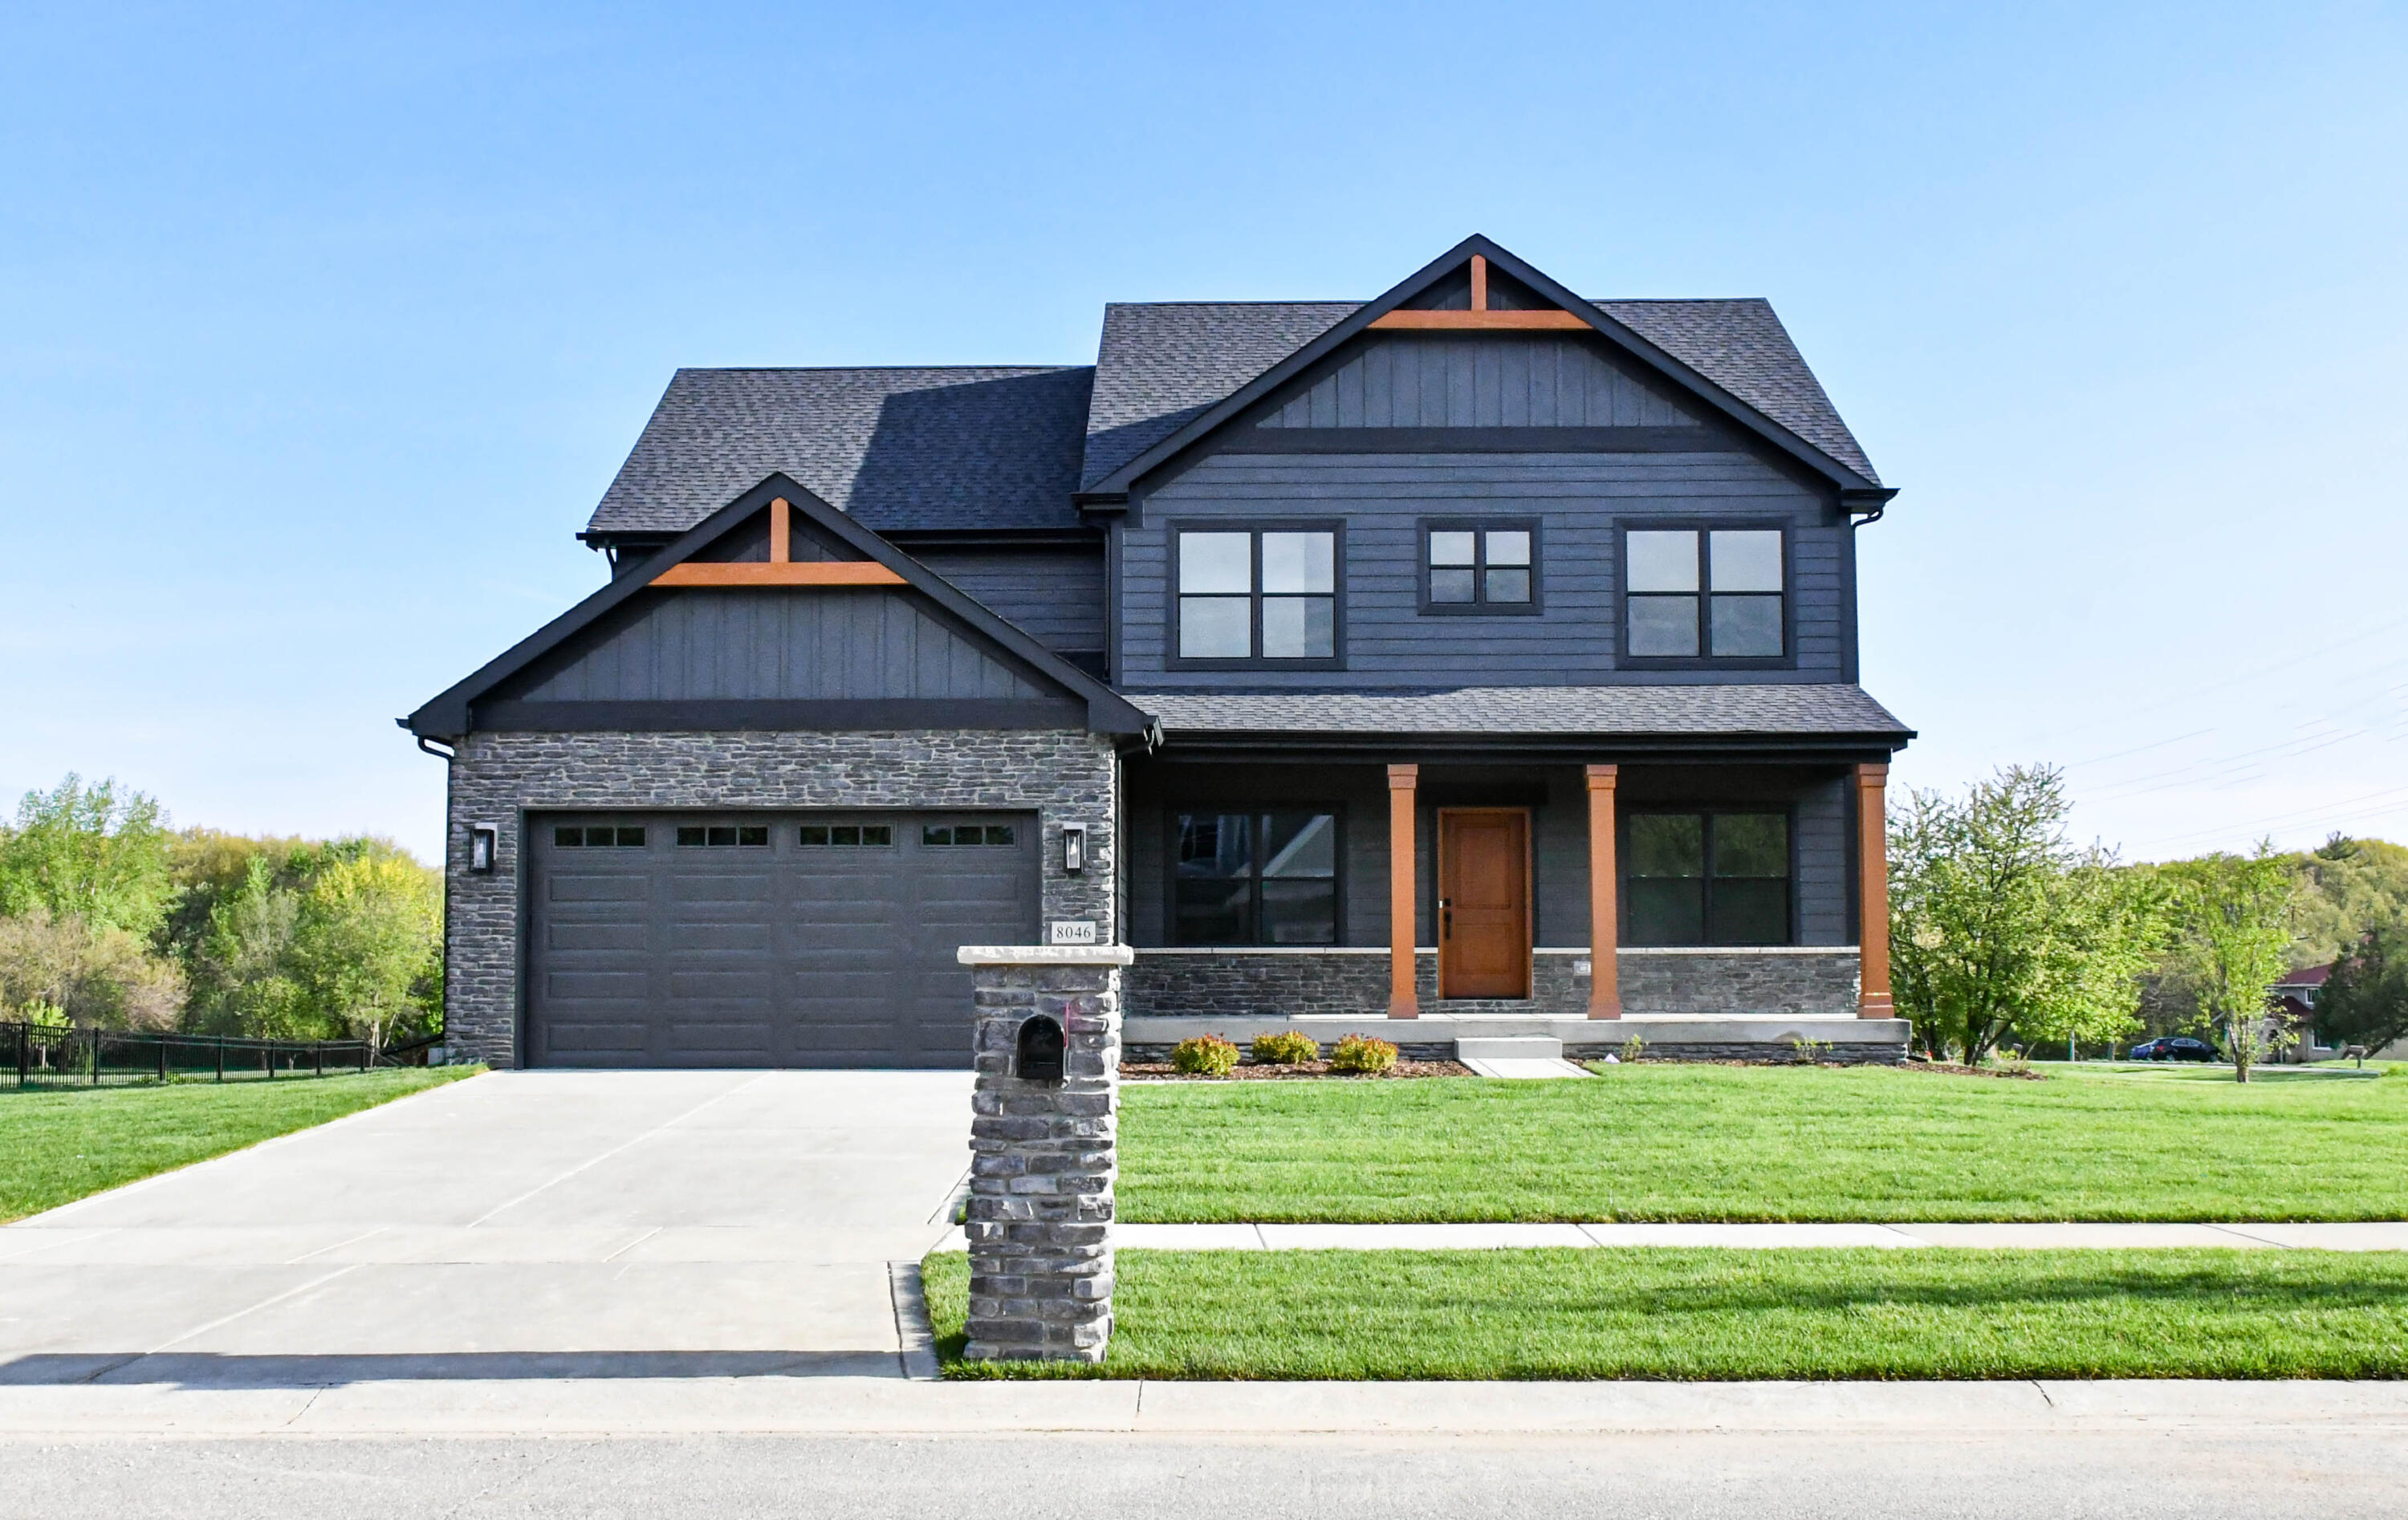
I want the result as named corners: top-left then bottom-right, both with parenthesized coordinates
top-left (955, 944), bottom-right (1132, 1364)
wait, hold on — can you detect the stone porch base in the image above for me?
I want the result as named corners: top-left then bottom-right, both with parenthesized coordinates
top-left (1124, 1014), bottom-right (1911, 1067)
top-left (1124, 945), bottom-right (1898, 1061)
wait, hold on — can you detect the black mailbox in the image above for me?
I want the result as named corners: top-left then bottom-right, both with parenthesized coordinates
top-left (1015, 1015), bottom-right (1066, 1083)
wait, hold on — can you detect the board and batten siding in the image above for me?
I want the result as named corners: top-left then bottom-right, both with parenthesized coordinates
top-left (910, 548), bottom-right (1108, 660)
top-left (1259, 333), bottom-right (1702, 431)
top-left (1119, 450), bottom-right (1849, 688)
top-left (496, 587), bottom-right (1056, 704)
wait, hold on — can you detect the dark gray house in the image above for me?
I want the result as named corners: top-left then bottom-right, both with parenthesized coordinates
top-left (406, 236), bottom-right (1914, 1069)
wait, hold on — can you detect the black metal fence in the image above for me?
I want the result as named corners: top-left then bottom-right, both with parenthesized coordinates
top-left (4, 1022), bottom-right (377, 1090)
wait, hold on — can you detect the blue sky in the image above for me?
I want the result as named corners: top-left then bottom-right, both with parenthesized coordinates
top-left (3, 2), bottom-right (2404, 864)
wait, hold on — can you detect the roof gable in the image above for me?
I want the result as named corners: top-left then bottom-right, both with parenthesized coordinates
top-left (1079, 235), bottom-right (1885, 501)
top-left (409, 474), bottom-right (1152, 739)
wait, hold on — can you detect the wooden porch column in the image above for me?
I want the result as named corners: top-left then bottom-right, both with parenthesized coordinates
top-left (1856, 762), bottom-right (1893, 1017)
top-left (1584, 765), bottom-right (1621, 1018)
top-left (1387, 764), bottom-right (1418, 1018)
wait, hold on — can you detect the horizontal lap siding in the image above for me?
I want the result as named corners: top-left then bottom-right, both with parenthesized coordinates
top-left (503, 588), bottom-right (1050, 703)
top-left (1125, 762), bottom-right (1845, 952)
top-left (1796, 775), bottom-right (1850, 945)
top-left (912, 549), bottom-right (1107, 658)
top-left (1123, 452), bottom-right (1848, 686)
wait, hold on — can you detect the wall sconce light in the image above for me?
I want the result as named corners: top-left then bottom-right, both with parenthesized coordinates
top-left (1061, 823), bottom-right (1087, 874)
top-left (468, 824), bottom-right (498, 874)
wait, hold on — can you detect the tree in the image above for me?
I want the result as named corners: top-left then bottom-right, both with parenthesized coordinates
top-left (2162, 844), bottom-right (2298, 1082)
top-left (284, 853), bottom-right (440, 1055)
top-left (2317, 925), bottom-right (2408, 1058)
top-left (0, 775), bottom-right (174, 938)
top-left (189, 855), bottom-right (309, 1037)
top-left (0, 905), bottom-right (185, 1029)
top-left (2287, 835), bottom-right (2408, 968)
top-left (1889, 765), bottom-right (2165, 1066)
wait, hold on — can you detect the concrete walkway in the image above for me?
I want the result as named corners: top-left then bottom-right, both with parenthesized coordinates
top-left (3, 1373), bottom-right (2406, 1438)
top-left (1092, 1221), bottom-right (2408, 1250)
top-left (0, 1070), bottom-right (972, 1388)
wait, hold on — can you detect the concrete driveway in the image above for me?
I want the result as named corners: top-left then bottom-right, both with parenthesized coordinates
top-left (0, 1070), bottom-right (972, 1386)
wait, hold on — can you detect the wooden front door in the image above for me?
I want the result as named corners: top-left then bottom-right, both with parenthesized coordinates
top-left (1438, 809), bottom-right (1531, 999)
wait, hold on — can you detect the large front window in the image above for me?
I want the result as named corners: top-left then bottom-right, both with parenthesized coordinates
top-left (1626, 811), bottom-right (1791, 945)
top-left (1625, 526), bottom-right (1785, 660)
top-left (1173, 811), bottom-right (1339, 944)
top-left (1176, 526), bottom-right (1339, 663)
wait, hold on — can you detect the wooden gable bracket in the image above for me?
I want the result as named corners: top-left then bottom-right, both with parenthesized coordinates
top-left (1368, 254), bottom-right (1591, 331)
top-left (649, 498), bottom-right (909, 587)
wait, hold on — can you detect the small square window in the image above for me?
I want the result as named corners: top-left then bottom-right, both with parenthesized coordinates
top-left (736, 826), bottom-right (768, 847)
top-left (799, 825), bottom-right (830, 846)
top-left (922, 825), bottom-right (954, 846)
top-left (830, 825), bottom-right (860, 846)
top-left (615, 827), bottom-right (645, 847)
top-left (861, 824), bottom-right (893, 847)
top-left (1422, 522), bottom-right (1538, 612)
top-left (554, 827), bottom-right (584, 847)
top-left (982, 825), bottom-right (1015, 846)
top-left (706, 826), bottom-right (737, 847)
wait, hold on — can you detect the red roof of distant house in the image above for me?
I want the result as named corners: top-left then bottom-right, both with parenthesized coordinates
top-left (2273, 964), bottom-right (2332, 990)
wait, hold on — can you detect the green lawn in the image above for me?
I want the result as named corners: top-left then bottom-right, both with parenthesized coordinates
top-left (1, 1067), bottom-right (477, 1221)
top-left (923, 1246), bottom-right (2408, 1380)
top-left (1118, 1063), bottom-right (2408, 1223)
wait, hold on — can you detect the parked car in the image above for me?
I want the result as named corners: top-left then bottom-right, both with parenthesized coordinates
top-left (2127, 1036), bottom-right (2220, 1063)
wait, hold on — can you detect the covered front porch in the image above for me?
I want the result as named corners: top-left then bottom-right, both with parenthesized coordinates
top-left (1115, 688), bottom-right (1914, 1062)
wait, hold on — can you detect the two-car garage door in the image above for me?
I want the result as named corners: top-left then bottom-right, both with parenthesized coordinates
top-left (527, 811), bottom-right (1039, 1068)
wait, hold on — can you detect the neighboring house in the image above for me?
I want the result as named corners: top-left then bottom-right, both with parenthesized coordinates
top-left (405, 236), bottom-right (1915, 1070)
top-left (2270, 964), bottom-right (2337, 1062)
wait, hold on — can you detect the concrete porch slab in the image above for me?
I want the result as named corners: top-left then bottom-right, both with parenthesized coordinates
top-left (1461, 1057), bottom-right (1596, 1079)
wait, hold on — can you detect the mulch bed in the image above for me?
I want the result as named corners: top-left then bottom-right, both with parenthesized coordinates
top-left (1898, 1060), bottom-right (2048, 1080)
top-left (1121, 1059), bottom-right (1472, 1081)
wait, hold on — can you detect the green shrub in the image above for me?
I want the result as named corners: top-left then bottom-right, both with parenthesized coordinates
top-left (1170, 1034), bottom-right (1240, 1076)
top-left (1251, 1030), bottom-right (1320, 1066)
top-left (1618, 1034), bottom-right (1646, 1064)
top-left (1328, 1033), bottom-right (1400, 1074)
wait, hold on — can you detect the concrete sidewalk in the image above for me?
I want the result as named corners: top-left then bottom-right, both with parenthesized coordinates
top-left (2, 1373), bottom-right (2406, 1438)
top-left (957, 1220), bottom-right (2408, 1251)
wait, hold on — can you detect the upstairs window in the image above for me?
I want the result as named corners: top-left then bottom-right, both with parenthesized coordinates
top-left (1624, 527), bottom-right (1786, 660)
top-left (1174, 526), bottom-right (1340, 664)
top-left (1625, 811), bottom-right (1792, 945)
top-left (1172, 811), bottom-right (1340, 945)
top-left (1422, 522), bottom-right (1539, 613)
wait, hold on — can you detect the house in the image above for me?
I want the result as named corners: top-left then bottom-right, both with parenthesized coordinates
top-left (2269, 964), bottom-right (2336, 1063)
top-left (404, 236), bottom-right (1915, 1070)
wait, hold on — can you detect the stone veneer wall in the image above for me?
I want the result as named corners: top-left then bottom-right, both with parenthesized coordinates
top-left (440, 729), bottom-right (1119, 1067)
top-left (1125, 947), bottom-right (1860, 1026)
top-left (1619, 949), bottom-right (1861, 1018)
top-left (964, 952), bottom-right (1123, 1363)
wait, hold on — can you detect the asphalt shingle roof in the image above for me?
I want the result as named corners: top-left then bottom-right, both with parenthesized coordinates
top-left (1080, 298), bottom-right (1877, 490)
top-left (587, 292), bottom-right (1877, 538)
top-left (1130, 684), bottom-right (1911, 740)
top-left (588, 365), bottom-right (1095, 535)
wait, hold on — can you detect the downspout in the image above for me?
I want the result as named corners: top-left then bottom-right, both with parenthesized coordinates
top-left (407, 725), bottom-right (456, 1066)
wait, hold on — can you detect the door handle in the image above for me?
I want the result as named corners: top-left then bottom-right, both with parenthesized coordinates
top-left (1440, 898), bottom-right (1452, 939)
